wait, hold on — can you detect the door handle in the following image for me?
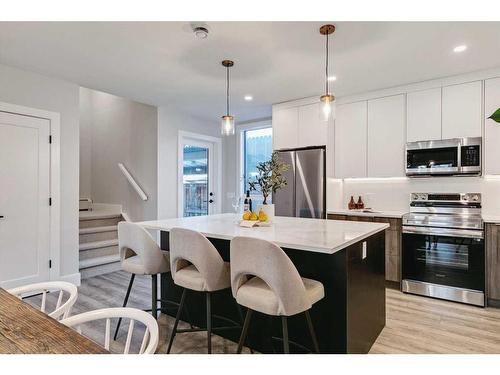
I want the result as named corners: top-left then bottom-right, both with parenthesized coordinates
top-left (209, 199), bottom-right (214, 204)
top-left (0, 215), bottom-right (4, 219)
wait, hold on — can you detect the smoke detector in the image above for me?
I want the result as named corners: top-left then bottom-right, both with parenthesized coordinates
top-left (193, 26), bottom-right (209, 39)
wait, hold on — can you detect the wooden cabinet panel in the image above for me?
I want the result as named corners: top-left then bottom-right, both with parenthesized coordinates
top-left (327, 214), bottom-right (347, 221)
top-left (407, 88), bottom-right (442, 142)
top-left (367, 95), bottom-right (406, 177)
top-left (272, 106), bottom-right (298, 150)
top-left (485, 78), bottom-right (500, 175)
top-left (442, 81), bottom-right (482, 139)
top-left (386, 255), bottom-right (400, 283)
top-left (334, 101), bottom-right (368, 178)
top-left (297, 103), bottom-right (327, 148)
top-left (486, 223), bottom-right (500, 302)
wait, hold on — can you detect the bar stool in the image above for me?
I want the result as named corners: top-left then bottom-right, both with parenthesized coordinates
top-left (167, 227), bottom-right (240, 354)
top-left (114, 222), bottom-right (188, 340)
top-left (230, 236), bottom-right (324, 354)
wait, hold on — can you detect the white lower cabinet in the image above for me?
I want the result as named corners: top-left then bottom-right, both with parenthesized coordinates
top-left (485, 78), bottom-right (500, 175)
top-left (367, 95), bottom-right (406, 177)
top-left (334, 101), bottom-right (367, 178)
top-left (442, 81), bottom-right (482, 139)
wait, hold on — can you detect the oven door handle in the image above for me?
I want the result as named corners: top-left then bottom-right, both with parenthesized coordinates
top-left (402, 226), bottom-right (484, 239)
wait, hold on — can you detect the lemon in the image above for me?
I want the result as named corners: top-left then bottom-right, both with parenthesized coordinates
top-left (242, 211), bottom-right (251, 220)
top-left (258, 209), bottom-right (268, 222)
top-left (250, 212), bottom-right (258, 221)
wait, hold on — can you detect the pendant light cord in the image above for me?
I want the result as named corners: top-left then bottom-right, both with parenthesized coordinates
top-left (226, 66), bottom-right (230, 116)
top-left (325, 33), bottom-right (329, 95)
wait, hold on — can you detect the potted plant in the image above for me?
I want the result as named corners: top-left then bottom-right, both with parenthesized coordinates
top-left (489, 108), bottom-right (500, 123)
top-left (248, 151), bottom-right (289, 221)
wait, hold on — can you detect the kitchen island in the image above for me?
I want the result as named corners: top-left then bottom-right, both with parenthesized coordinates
top-left (138, 213), bottom-right (389, 353)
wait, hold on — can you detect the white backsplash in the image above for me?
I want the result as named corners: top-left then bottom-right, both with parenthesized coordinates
top-left (327, 176), bottom-right (500, 215)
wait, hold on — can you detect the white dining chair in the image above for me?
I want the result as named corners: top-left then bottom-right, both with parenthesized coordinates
top-left (61, 307), bottom-right (159, 354)
top-left (8, 281), bottom-right (78, 320)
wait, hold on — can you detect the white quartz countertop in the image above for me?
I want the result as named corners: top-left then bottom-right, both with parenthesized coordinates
top-left (482, 215), bottom-right (500, 224)
top-left (327, 209), bottom-right (407, 219)
top-left (137, 213), bottom-right (389, 255)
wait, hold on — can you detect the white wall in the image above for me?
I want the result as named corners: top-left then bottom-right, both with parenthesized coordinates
top-left (0, 63), bottom-right (80, 278)
top-left (157, 106), bottom-right (220, 219)
top-left (79, 87), bottom-right (158, 222)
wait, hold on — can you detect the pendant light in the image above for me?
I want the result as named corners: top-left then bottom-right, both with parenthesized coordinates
top-left (221, 59), bottom-right (235, 136)
top-left (319, 24), bottom-right (335, 122)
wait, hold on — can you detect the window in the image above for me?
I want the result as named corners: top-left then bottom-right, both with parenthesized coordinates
top-left (242, 127), bottom-right (273, 206)
top-left (182, 145), bottom-right (209, 217)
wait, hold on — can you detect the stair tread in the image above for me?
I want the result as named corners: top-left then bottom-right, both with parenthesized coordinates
top-left (79, 213), bottom-right (122, 221)
top-left (79, 225), bottom-right (118, 235)
top-left (79, 239), bottom-right (119, 251)
top-left (80, 254), bottom-right (121, 269)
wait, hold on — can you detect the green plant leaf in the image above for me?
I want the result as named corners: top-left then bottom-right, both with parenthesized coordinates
top-left (489, 107), bottom-right (500, 123)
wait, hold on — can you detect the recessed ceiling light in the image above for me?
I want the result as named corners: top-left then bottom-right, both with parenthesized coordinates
top-left (328, 75), bottom-right (337, 81)
top-left (244, 95), bottom-right (253, 101)
top-left (453, 45), bottom-right (467, 53)
top-left (193, 26), bottom-right (209, 39)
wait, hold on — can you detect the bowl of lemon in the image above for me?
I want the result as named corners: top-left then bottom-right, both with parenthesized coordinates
top-left (240, 209), bottom-right (271, 227)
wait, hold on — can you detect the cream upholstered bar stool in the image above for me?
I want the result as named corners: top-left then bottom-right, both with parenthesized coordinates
top-left (230, 236), bottom-right (324, 354)
top-left (167, 227), bottom-right (241, 354)
top-left (114, 222), bottom-right (188, 340)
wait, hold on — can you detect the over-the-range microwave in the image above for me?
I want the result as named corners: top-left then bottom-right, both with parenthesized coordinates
top-left (406, 137), bottom-right (481, 177)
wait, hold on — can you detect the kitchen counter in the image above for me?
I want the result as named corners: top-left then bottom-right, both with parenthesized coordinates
top-left (327, 208), bottom-right (407, 219)
top-left (139, 213), bottom-right (387, 354)
top-left (138, 213), bottom-right (388, 255)
top-left (482, 215), bottom-right (500, 224)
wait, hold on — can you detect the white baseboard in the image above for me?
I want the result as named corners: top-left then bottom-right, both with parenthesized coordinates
top-left (58, 272), bottom-right (81, 286)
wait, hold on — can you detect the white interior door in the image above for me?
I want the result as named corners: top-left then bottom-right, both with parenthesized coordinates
top-left (178, 133), bottom-right (221, 217)
top-left (0, 111), bottom-right (50, 288)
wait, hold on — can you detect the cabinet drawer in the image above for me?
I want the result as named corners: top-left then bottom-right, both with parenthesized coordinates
top-left (327, 214), bottom-right (347, 221)
top-left (347, 216), bottom-right (374, 222)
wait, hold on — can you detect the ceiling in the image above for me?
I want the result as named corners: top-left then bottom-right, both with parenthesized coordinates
top-left (1, 22), bottom-right (500, 123)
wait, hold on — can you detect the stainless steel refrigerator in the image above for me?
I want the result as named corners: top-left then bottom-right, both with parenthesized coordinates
top-left (273, 146), bottom-right (326, 219)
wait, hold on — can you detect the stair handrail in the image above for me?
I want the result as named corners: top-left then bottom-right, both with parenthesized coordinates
top-left (118, 163), bottom-right (148, 201)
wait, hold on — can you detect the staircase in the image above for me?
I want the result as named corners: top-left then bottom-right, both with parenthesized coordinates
top-left (79, 210), bottom-right (124, 279)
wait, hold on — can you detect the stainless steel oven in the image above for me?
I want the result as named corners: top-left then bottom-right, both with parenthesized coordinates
top-left (406, 137), bottom-right (481, 177)
top-left (402, 193), bottom-right (485, 306)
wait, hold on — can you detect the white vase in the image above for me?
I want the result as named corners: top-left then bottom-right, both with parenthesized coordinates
top-left (256, 203), bottom-right (275, 222)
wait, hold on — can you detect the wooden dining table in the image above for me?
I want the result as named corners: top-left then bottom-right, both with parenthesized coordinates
top-left (0, 288), bottom-right (107, 354)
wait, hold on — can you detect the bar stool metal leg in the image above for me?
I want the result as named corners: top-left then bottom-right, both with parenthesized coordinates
top-left (152, 274), bottom-right (158, 319)
top-left (206, 292), bottom-right (212, 354)
top-left (237, 308), bottom-right (253, 354)
top-left (305, 310), bottom-right (320, 353)
top-left (281, 317), bottom-right (289, 354)
top-left (167, 288), bottom-right (187, 354)
top-left (113, 273), bottom-right (135, 340)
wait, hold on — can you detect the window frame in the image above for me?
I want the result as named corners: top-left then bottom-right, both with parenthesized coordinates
top-left (236, 119), bottom-right (273, 201)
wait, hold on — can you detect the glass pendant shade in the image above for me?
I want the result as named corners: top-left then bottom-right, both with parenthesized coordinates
top-left (221, 115), bottom-right (235, 136)
top-left (320, 94), bottom-right (334, 122)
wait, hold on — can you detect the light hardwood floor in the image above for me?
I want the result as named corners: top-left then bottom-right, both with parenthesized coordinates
top-left (29, 271), bottom-right (500, 354)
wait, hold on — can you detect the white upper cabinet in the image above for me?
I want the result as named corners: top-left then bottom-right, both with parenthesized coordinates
top-left (335, 101), bottom-right (367, 178)
top-left (407, 87), bottom-right (442, 142)
top-left (297, 102), bottom-right (328, 148)
top-left (442, 81), bottom-right (482, 139)
top-left (367, 95), bottom-right (406, 177)
top-left (272, 106), bottom-right (298, 150)
top-left (485, 78), bottom-right (500, 175)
